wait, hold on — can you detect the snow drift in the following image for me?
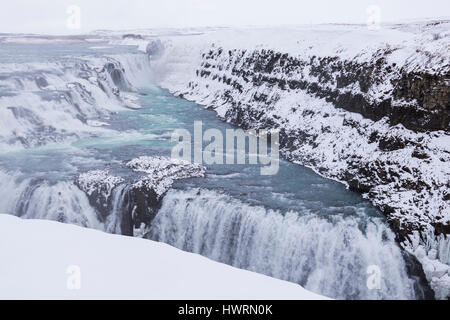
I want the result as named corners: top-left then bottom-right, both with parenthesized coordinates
top-left (0, 214), bottom-right (326, 299)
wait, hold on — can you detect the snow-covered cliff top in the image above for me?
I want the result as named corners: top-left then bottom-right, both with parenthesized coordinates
top-left (3, 19), bottom-right (447, 73)
top-left (108, 20), bottom-right (449, 74)
top-left (0, 214), bottom-right (326, 299)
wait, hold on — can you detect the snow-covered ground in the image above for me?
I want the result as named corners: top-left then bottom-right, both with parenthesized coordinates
top-left (0, 214), bottom-right (326, 299)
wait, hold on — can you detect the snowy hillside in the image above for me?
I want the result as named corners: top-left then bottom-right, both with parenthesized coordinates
top-left (0, 214), bottom-right (326, 299)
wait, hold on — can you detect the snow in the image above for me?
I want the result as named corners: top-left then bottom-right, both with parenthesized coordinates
top-left (86, 120), bottom-right (110, 127)
top-left (0, 214), bottom-right (327, 300)
top-left (411, 244), bottom-right (450, 300)
top-left (122, 93), bottom-right (143, 109)
top-left (77, 169), bottom-right (124, 198)
top-left (126, 156), bottom-right (206, 198)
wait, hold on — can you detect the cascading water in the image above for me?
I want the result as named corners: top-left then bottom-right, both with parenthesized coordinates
top-left (0, 43), bottom-right (151, 151)
top-left (148, 188), bottom-right (419, 300)
top-left (105, 184), bottom-right (128, 234)
top-left (0, 170), bottom-right (102, 229)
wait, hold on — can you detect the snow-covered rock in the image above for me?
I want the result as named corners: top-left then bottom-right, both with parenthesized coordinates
top-left (127, 156), bottom-right (206, 198)
top-left (430, 274), bottom-right (450, 300)
top-left (76, 156), bottom-right (206, 236)
top-left (77, 169), bottom-right (124, 199)
top-left (407, 243), bottom-right (450, 299)
top-left (0, 214), bottom-right (327, 299)
top-left (431, 261), bottom-right (449, 279)
top-left (428, 249), bottom-right (438, 261)
top-left (414, 246), bottom-right (427, 260)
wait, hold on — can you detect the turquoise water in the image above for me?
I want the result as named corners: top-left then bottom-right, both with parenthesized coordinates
top-left (1, 85), bottom-right (380, 220)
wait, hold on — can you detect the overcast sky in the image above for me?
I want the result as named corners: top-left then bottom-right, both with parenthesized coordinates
top-left (0, 0), bottom-right (448, 34)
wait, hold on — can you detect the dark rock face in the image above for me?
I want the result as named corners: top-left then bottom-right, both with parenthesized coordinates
top-left (75, 171), bottom-right (161, 236)
top-left (122, 34), bottom-right (144, 40)
top-left (402, 251), bottom-right (436, 300)
top-left (393, 72), bottom-right (450, 130)
top-left (75, 170), bottom-right (123, 220)
top-left (198, 48), bottom-right (449, 132)
top-left (75, 182), bottom-right (110, 221)
top-left (102, 61), bottom-right (131, 91)
top-left (75, 177), bottom-right (162, 236)
top-left (128, 183), bottom-right (162, 233)
top-left (146, 40), bottom-right (165, 59)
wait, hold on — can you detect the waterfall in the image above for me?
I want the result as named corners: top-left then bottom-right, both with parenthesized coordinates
top-left (148, 188), bottom-right (419, 300)
top-left (105, 184), bottom-right (131, 235)
top-left (0, 170), bottom-right (149, 237)
top-left (0, 52), bottom-right (151, 152)
top-left (0, 170), bottom-right (102, 230)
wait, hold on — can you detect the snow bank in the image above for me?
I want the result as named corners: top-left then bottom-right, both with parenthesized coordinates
top-left (0, 214), bottom-right (326, 300)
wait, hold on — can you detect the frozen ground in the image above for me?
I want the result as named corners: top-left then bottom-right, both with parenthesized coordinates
top-left (0, 214), bottom-right (326, 299)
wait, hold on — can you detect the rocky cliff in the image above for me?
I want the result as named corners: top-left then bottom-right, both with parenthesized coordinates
top-left (186, 45), bottom-right (449, 238)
